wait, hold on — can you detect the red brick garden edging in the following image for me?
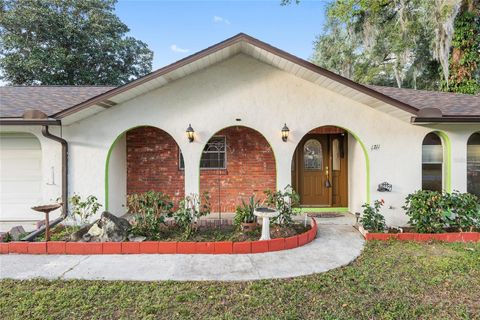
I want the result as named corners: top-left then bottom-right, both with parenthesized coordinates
top-left (365, 232), bottom-right (479, 242)
top-left (0, 219), bottom-right (318, 255)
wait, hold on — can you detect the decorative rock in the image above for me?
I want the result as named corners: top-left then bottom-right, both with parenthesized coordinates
top-left (70, 224), bottom-right (93, 242)
top-left (0, 232), bottom-right (6, 242)
top-left (81, 211), bottom-right (131, 242)
top-left (8, 226), bottom-right (26, 241)
top-left (128, 234), bottom-right (146, 242)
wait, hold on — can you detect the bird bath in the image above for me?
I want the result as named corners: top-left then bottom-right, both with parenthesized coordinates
top-left (31, 203), bottom-right (62, 241)
top-left (254, 207), bottom-right (279, 241)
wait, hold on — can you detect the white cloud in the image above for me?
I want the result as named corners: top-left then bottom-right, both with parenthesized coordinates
top-left (213, 15), bottom-right (230, 25)
top-left (170, 44), bottom-right (189, 53)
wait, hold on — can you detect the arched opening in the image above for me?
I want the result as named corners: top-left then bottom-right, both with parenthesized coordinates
top-left (422, 132), bottom-right (444, 192)
top-left (106, 126), bottom-right (184, 215)
top-left (0, 132), bottom-right (43, 226)
top-left (291, 126), bottom-right (369, 210)
top-left (467, 132), bottom-right (480, 197)
top-left (197, 126), bottom-right (277, 214)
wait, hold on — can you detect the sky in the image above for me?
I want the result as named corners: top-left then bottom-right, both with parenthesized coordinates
top-left (115, 0), bottom-right (328, 70)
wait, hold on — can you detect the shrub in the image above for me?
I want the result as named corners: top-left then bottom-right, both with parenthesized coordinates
top-left (360, 199), bottom-right (386, 232)
top-left (403, 190), bottom-right (447, 233)
top-left (173, 193), bottom-right (211, 239)
top-left (264, 185), bottom-right (300, 225)
top-left (127, 191), bottom-right (174, 240)
top-left (442, 191), bottom-right (480, 232)
top-left (234, 195), bottom-right (260, 229)
top-left (403, 190), bottom-right (480, 233)
top-left (69, 194), bottom-right (102, 226)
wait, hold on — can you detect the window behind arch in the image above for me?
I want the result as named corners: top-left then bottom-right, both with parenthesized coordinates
top-left (467, 132), bottom-right (480, 197)
top-left (422, 132), bottom-right (443, 192)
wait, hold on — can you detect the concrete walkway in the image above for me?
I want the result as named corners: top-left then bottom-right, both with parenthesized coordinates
top-left (0, 215), bottom-right (364, 281)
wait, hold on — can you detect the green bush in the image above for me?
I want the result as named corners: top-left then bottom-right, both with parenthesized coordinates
top-left (443, 191), bottom-right (480, 231)
top-left (127, 191), bottom-right (174, 240)
top-left (360, 199), bottom-right (386, 232)
top-left (403, 190), bottom-right (480, 233)
top-left (173, 193), bottom-right (211, 239)
top-left (264, 185), bottom-right (300, 226)
top-left (234, 195), bottom-right (260, 228)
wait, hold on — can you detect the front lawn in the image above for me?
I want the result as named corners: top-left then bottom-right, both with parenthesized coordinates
top-left (1, 241), bottom-right (479, 319)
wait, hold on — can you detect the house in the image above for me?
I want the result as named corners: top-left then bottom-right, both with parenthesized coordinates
top-left (1, 33), bottom-right (479, 231)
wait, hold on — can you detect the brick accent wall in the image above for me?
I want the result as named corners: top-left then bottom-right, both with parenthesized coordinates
top-left (200, 126), bottom-right (276, 213)
top-left (308, 126), bottom-right (345, 134)
top-left (126, 126), bottom-right (184, 204)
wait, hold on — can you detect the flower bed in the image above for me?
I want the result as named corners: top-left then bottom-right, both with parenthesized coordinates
top-left (0, 218), bottom-right (317, 255)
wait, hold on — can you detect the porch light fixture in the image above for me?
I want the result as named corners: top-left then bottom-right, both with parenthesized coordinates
top-left (281, 123), bottom-right (289, 142)
top-left (186, 124), bottom-right (195, 142)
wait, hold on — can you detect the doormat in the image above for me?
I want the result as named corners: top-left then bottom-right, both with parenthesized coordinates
top-left (307, 213), bottom-right (344, 218)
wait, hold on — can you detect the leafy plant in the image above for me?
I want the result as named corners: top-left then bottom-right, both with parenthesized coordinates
top-left (234, 195), bottom-right (260, 229)
top-left (403, 190), bottom-right (480, 233)
top-left (360, 199), bottom-right (386, 232)
top-left (440, 191), bottom-right (480, 232)
top-left (403, 190), bottom-right (447, 233)
top-left (173, 193), bottom-right (211, 239)
top-left (264, 185), bottom-right (300, 226)
top-left (127, 191), bottom-right (174, 240)
top-left (69, 194), bottom-right (102, 226)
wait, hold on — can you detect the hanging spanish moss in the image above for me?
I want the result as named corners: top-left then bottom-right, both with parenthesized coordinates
top-left (433, 0), bottom-right (462, 87)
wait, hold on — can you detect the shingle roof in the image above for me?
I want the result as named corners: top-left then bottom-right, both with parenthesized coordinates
top-left (367, 85), bottom-right (480, 117)
top-left (0, 86), bottom-right (115, 118)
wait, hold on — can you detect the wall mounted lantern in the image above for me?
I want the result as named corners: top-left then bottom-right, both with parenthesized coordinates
top-left (281, 123), bottom-right (290, 142)
top-left (186, 124), bottom-right (195, 142)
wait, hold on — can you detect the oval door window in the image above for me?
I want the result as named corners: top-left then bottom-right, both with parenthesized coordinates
top-left (304, 139), bottom-right (323, 170)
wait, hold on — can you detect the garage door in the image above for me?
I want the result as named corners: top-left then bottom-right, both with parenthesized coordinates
top-left (0, 133), bottom-right (42, 222)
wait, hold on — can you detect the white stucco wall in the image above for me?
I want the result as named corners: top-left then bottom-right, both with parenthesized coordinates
top-left (8, 54), bottom-right (476, 226)
top-left (107, 133), bottom-right (127, 216)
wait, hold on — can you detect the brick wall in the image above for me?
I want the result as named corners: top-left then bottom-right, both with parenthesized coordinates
top-left (308, 126), bottom-right (345, 134)
top-left (126, 126), bottom-right (184, 204)
top-left (200, 126), bottom-right (276, 213)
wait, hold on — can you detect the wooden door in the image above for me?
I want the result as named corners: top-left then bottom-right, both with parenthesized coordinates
top-left (298, 135), bottom-right (330, 206)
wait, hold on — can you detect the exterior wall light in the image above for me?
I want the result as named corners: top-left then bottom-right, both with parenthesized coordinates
top-left (186, 124), bottom-right (195, 142)
top-left (281, 123), bottom-right (289, 142)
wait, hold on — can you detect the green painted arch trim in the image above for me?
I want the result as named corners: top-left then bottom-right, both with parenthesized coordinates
top-left (294, 207), bottom-right (349, 213)
top-left (434, 130), bottom-right (452, 193)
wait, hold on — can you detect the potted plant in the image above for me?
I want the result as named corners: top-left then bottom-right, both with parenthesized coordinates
top-left (234, 196), bottom-right (260, 231)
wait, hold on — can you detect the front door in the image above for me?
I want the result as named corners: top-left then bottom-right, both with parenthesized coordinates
top-left (298, 135), bottom-right (330, 206)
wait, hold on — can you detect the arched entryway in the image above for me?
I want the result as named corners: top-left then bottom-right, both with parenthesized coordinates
top-left (106, 126), bottom-right (184, 214)
top-left (198, 126), bottom-right (277, 214)
top-left (467, 132), bottom-right (480, 197)
top-left (291, 126), bottom-right (369, 209)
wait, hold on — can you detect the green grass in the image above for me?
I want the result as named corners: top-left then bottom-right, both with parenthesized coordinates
top-left (1, 241), bottom-right (479, 319)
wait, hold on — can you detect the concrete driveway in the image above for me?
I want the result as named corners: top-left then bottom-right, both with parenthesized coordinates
top-left (0, 215), bottom-right (364, 281)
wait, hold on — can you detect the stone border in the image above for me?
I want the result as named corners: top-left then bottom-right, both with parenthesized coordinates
top-left (364, 231), bottom-right (479, 242)
top-left (0, 219), bottom-right (317, 255)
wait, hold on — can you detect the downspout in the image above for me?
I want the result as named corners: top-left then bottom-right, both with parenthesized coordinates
top-left (22, 125), bottom-right (69, 242)
top-left (41, 126), bottom-right (68, 218)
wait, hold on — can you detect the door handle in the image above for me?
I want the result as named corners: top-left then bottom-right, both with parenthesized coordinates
top-left (325, 166), bottom-right (332, 188)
